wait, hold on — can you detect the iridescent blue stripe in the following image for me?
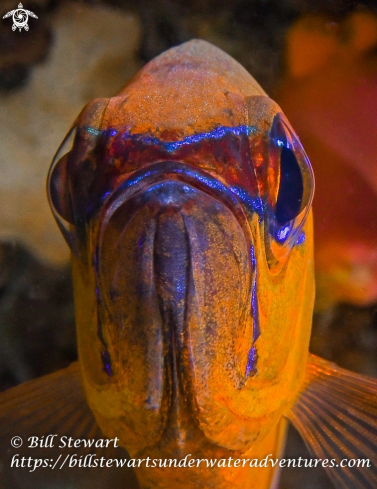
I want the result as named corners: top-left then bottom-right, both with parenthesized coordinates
top-left (114, 165), bottom-right (243, 212)
top-left (296, 231), bottom-right (305, 245)
top-left (246, 346), bottom-right (257, 377)
top-left (229, 186), bottom-right (265, 218)
top-left (140, 125), bottom-right (257, 152)
top-left (246, 246), bottom-right (259, 377)
top-left (84, 125), bottom-right (257, 153)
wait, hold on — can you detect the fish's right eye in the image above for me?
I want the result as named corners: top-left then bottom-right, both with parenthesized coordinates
top-left (47, 123), bottom-right (77, 249)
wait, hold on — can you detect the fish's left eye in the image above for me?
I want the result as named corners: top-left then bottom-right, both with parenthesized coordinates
top-left (275, 146), bottom-right (303, 225)
top-left (265, 114), bottom-right (314, 268)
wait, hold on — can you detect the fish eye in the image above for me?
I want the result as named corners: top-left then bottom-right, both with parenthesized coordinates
top-left (47, 123), bottom-right (77, 250)
top-left (275, 146), bottom-right (303, 224)
top-left (48, 123), bottom-right (77, 223)
top-left (265, 114), bottom-right (314, 269)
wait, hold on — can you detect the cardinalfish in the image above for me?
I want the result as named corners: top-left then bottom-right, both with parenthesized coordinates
top-left (0, 40), bottom-right (376, 489)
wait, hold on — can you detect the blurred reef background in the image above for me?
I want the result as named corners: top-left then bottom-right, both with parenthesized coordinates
top-left (0, 0), bottom-right (376, 488)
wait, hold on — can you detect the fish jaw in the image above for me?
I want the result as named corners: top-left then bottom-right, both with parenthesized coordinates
top-left (74, 174), bottom-right (257, 451)
top-left (72, 177), bottom-right (314, 456)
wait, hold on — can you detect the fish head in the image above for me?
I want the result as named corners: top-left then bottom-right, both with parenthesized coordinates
top-left (47, 40), bottom-right (315, 453)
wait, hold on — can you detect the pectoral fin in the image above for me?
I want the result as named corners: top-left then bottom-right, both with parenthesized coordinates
top-left (0, 362), bottom-right (101, 445)
top-left (287, 354), bottom-right (377, 489)
top-left (0, 364), bottom-right (138, 488)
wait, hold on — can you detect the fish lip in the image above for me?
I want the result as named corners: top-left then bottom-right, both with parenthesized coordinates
top-left (98, 161), bottom-right (254, 242)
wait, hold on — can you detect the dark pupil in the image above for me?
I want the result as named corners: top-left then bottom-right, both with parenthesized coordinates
top-left (275, 147), bottom-right (303, 225)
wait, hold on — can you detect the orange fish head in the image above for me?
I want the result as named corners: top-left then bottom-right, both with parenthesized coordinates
top-left (47, 41), bottom-right (315, 454)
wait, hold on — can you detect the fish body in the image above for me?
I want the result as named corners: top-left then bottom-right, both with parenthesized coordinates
top-left (52, 40), bottom-right (314, 487)
top-left (0, 40), bottom-right (376, 489)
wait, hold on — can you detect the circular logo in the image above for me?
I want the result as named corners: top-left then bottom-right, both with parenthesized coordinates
top-left (12, 8), bottom-right (29, 31)
top-left (3, 3), bottom-right (38, 32)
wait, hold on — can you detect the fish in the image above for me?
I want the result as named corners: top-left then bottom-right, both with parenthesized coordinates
top-left (0, 39), bottom-right (376, 489)
top-left (276, 11), bottom-right (377, 310)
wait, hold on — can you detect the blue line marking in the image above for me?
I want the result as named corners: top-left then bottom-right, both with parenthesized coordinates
top-left (92, 124), bottom-right (257, 153)
top-left (246, 346), bottom-right (258, 377)
top-left (296, 231), bottom-right (305, 245)
top-left (230, 186), bottom-right (265, 217)
top-left (246, 246), bottom-right (260, 377)
top-left (85, 127), bottom-right (100, 136)
top-left (129, 125), bottom-right (257, 152)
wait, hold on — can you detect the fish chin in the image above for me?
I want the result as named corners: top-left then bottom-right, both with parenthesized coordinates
top-left (88, 176), bottom-right (258, 451)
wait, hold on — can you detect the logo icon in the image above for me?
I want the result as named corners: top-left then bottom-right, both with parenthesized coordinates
top-left (3, 3), bottom-right (38, 32)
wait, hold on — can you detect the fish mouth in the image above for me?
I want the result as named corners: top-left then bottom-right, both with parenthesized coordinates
top-left (94, 161), bottom-right (257, 444)
top-left (96, 160), bottom-right (255, 357)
